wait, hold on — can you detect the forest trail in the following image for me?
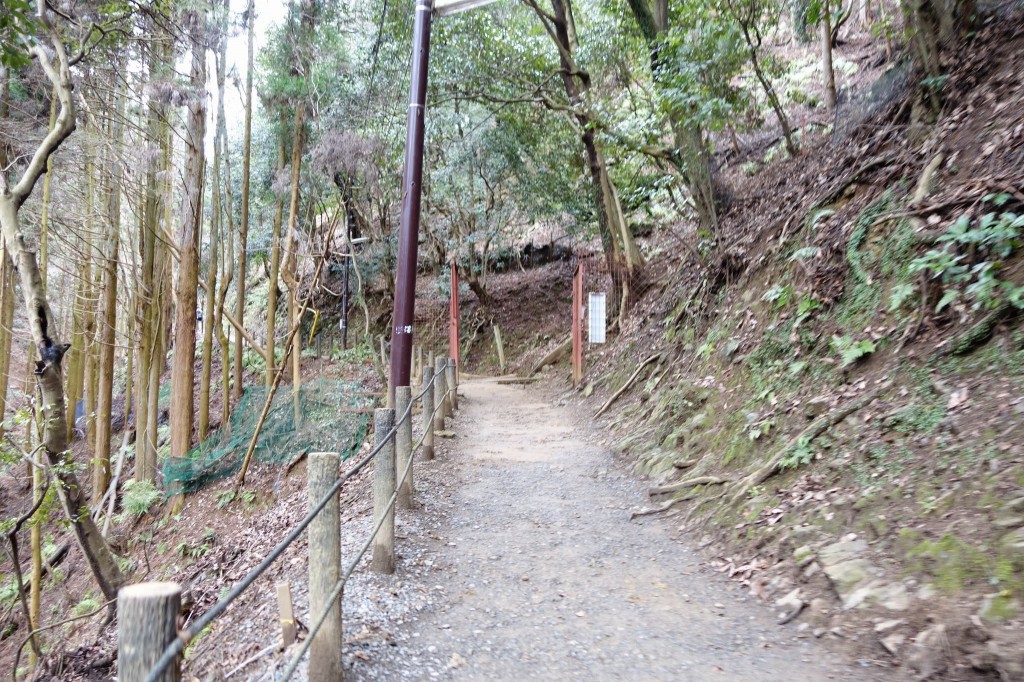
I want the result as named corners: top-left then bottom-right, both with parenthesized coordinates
top-left (358, 377), bottom-right (877, 681)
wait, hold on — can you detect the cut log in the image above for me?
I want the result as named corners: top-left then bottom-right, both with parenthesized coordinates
top-left (528, 335), bottom-right (571, 376)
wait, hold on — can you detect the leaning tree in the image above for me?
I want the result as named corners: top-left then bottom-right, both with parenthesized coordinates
top-left (0, 0), bottom-right (123, 602)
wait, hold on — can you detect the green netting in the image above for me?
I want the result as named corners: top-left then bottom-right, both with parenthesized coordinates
top-left (162, 378), bottom-right (374, 495)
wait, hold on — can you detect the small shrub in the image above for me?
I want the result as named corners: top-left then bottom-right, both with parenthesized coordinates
top-left (118, 480), bottom-right (163, 522)
top-left (910, 205), bottom-right (1024, 313)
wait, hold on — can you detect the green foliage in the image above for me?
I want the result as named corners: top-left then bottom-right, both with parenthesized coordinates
top-left (910, 207), bottom-right (1024, 312)
top-left (761, 283), bottom-right (793, 308)
top-left (71, 594), bottom-right (101, 618)
top-left (780, 436), bottom-right (815, 470)
top-left (831, 335), bottom-right (876, 367)
top-left (888, 282), bottom-right (916, 312)
top-left (658, 2), bottom-right (749, 132)
top-left (177, 528), bottom-right (216, 561)
top-left (885, 402), bottom-right (946, 434)
top-left (214, 489), bottom-right (256, 509)
top-left (117, 479), bottom-right (163, 522)
top-left (0, 0), bottom-right (37, 70)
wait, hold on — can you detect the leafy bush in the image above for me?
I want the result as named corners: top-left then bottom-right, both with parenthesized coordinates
top-left (910, 199), bottom-right (1024, 313)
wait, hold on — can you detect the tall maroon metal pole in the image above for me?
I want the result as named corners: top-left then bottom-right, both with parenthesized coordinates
top-left (389, 0), bottom-right (434, 396)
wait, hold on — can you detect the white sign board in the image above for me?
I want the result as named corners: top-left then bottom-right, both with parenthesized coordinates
top-left (588, 292), bottom-right (606, 344)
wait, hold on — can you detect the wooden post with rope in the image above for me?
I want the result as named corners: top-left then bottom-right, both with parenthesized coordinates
top-left (421, 365), bottom-right (434, 460)
top-left (372, 409), bottom-right (396, 574)
top-left (308, 451), bottom-right (343, 680)
top-left (446, 357), bottom-right (458, 412)
top-left (395, 386), bottom-right (413, 509)
top-left (434, 356), bottom-right (447, 431)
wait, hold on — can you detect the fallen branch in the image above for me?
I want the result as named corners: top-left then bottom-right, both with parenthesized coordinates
top-left (225, 643), bottom-right (277, 678)
top-left (910, 153), bottom-right (945, 206)
top-left (595, 353), bottom-right (661, 418)
top-left (726, 386), bottom-right (884, 507)
top-left (648, 476), bottom-right (728, 496)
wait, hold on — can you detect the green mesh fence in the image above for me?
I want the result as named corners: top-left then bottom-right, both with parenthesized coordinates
top-left (162, 378), bottom-right (375, 495)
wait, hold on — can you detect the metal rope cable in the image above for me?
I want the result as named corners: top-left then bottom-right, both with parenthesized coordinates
top-left (143, 371), bottom-right (441, 682)
top-left (278, 382), bottom-right (451, 680)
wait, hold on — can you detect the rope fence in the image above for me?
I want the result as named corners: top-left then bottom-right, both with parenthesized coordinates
top-left (120, 353), bottom-right (460, 682)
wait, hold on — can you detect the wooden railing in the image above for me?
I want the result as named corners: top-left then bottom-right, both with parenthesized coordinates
top-left (117, 356), bottom-right (459, 682)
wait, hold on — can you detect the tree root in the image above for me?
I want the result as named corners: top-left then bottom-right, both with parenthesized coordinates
top-left (725, 386), bottom-right (884, 507)
top-left (934, 303), bottom-right (1016, 358)
top-left (595, 353), bottom-right (661, 417)
top-left (682, 490), bottom-right (726, 525)
top-left (648, 476), bottom-right (729, 496)
top-left (629, 495), bottom-right (694, 520)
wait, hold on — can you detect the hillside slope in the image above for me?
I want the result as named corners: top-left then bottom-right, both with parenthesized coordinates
top-left (570, 14), bottom-right (1024, 681)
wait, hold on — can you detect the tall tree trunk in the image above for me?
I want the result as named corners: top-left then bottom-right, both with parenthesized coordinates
top-left (902, 0), bottom-right (973, 120)
top-left (0, 251), bottom-right (14, 442)
top-left (199, 171), bottom-right (217, 440)
top-left (529, 0), bottom-right (642, 284)
top-left (171, 11), bottom-right (208, 461)
top-left (235, 0), bottom-right (255, 402)
top-left (283, 103), bottom-right (306, 427)
top-left (92, 79), bottom-right (124, 505)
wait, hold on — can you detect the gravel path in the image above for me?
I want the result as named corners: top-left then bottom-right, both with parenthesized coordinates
top-left (351, 377), bottom-right (873, 681)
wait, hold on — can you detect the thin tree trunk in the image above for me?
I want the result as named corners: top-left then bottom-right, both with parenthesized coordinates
top-left (0, 250), bottom-right (14, 442)
top-left (821, 0), bottom-right (837, 110)
top-left (533, 0), bottom-right (642, 282)
top-left (92, 79), bottom-right (124, 505)
top-left (626, 0), bottom-right (719, 235)
top-left (266, 115), bottom-right (286, 388)
top-left (283, 102), bottom-right (306, 427)
top-left (199, 158), bottom-right (217, 440)
top-left (235, 0), bottom-right (255, 402)
top-left (171, 11), bottom-right (208, 461)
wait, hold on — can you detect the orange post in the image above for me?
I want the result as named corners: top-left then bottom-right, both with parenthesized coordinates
top-left (449, 258), bottom-right (459, 377)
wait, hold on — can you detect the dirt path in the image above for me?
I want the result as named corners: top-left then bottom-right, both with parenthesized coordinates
top-left (352, 377), bottom-right (875, 681)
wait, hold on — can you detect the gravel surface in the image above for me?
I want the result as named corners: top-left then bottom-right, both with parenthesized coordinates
top-left (344, 377), bottom-right (878, 681)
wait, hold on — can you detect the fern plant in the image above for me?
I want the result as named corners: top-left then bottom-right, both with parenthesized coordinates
top-left (118, 479), bottom-right (163, 522)
top-left (831, 335), bottom-right (876, 367)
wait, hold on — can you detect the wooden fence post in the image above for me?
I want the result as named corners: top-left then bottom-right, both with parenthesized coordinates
top-left (117, 582), bottom-right (181, 682)
top-left (372, 408), bottom-right (396, 573)
top-left (395, 386), bottom-right (413, 509)
top-left (308, 451), bottom-right (343, 681)
top-left (421, 366), bottom-right (434, 461)
top-left (434, 356), bottom-right (447, 430)
top-left (446, 357), bottom-right (458, 412)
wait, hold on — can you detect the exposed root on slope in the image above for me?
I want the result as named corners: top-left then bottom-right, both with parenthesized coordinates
top-left (724, 386), bottom-right (885, 507)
